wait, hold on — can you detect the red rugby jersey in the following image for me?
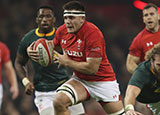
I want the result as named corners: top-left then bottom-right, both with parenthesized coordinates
top-left (0, 42), bottom-right (10, 83)
top-left (129, 27), bottom-right (160, 62)
top-left (53, 21), bottom-right (116, 81)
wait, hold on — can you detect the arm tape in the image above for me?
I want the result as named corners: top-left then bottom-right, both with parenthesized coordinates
top-left (125, 104), bottom-right (134, 111)
top-left (22, 77), bottom-right (30, 86)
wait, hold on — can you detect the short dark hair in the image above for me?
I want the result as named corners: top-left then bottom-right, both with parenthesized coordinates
top-left (37, 5), bottom-right (54, 16)
top-left (63, 1), bottom-right (85, 11)
top-left (143, 3), bottom-right (158, 11)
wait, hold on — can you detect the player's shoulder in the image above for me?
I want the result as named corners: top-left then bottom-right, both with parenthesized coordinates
top-left (84, 21), bottom-right (100, 32)
top-left (23, 29), bottom-right (36, 38)
top-left (135, 60), bottom-right (150, 74)
top-left (21, 29), bottom-right (36, 42)
top-left (0, 41), bottom-right (5, 46)
top-left (56, 24), bottom-right (67, 35)
top-left (134, 28), bottom-right (148, 40)
top-left (0, 42), bottom-right (9, 50)
top-left (81, 21), bottom-right (103, 37)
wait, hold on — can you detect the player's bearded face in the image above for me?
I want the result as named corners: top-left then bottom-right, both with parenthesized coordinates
top-left (151, 55), bottom-right (160, 77)
top-left (36, 9), bottom-right (55, 33)
top-left (64, 16), bottom-right (84, 33)
top-left (143, 7), bottom-right (159, 30)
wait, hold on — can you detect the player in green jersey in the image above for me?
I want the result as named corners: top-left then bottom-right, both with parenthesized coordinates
top-left (124, 43), bottom-right (160, 115)
top-left (15, 5), bottom-right (84, 115)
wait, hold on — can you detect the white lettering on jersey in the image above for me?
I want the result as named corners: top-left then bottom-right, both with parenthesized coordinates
top-left (66, 50), bottom-right (83, 57)
top-left (146, 42), bottom-right (153, 47)
top-left (62, 39), bottom-right (66, 44)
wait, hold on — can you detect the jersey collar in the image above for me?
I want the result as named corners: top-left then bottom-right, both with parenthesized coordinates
top-left (35, 28), bottom-right (55, 37)
top-left (150, 65), bottom-right (156, 75)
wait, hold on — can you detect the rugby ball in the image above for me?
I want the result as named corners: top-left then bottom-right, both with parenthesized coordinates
top-left (34, 38), bottom-right (53, 67)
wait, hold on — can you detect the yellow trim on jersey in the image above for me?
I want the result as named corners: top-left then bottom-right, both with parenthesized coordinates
top-left (35, 28), bottom-right (55, 37)
top-left (150, 66), bottom-right (156, 75)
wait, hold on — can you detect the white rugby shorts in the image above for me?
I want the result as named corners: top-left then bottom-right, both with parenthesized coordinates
top-left (72, 75), bottom-right (121, 102)
top-left (34, 90), bottom-right (85, 115)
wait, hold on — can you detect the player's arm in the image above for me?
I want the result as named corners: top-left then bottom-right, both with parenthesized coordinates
top-left (54, 50), bottom-right (101, 75)
top-left (15, 53), bottom-right (34, 95)
top-left (3, 60), bottom-right (19, 99)
top-left (124, 85), bottom-right (143, 115)
top-left (126, 54), bottom-right (140, 74)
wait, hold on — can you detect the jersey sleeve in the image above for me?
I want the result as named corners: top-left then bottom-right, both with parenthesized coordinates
top-left (128, 69), bottom-right (148, 90)
top-left (1, 43), bottom-right (10, 64)
top-left (129, 33), bottom-right (142, 57)
top-left (85, 30), bottom-right (103, 58)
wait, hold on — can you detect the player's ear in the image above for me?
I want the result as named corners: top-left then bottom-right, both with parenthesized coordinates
top-left (36, 17), bottom-right (38, 23)
top-left (53, 17), bottom-right (56, 23)
top-left (150, 58), bottom-right (154, 66)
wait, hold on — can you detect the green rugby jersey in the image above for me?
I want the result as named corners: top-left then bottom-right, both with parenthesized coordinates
top-left (129, 60), bottom-right (160, 103)
top-left (18, 28), bottom-right (69, 91)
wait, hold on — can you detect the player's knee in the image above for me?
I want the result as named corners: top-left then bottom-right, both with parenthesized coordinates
top-left (40, 107), bottom-right (53, 115)
top-left (53, 93), bottom-right (66, 111)
top-left (56, 84), bottom-right (78, 105)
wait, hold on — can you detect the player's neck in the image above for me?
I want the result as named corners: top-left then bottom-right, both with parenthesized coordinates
top-left (146, 25), bottom-right (159, 33)
top-left (38, 28), bottom-right (53, 34)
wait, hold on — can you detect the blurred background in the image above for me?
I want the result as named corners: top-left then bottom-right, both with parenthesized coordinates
top-left (0, 0), bottom-right (159, 115)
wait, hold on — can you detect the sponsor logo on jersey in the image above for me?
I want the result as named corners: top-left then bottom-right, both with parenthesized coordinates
top-left (66, 50), bottom-right (83, 57)
top-left (146, 41), bottom-right (153, 47)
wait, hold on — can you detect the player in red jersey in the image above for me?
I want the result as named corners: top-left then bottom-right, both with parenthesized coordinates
top-left (126, 3), bottom-right (160, 74)
top-left (27, 1), bottom-right (125, 115)
top-left (0, 42), bottom-right (19, 109)
top-left (126, 3), bottom-right (159, 115)
top-left (51, 1), bottom-right (125, 115)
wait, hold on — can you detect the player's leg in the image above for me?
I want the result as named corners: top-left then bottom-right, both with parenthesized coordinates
top-left (53, 79), bottom-right (88, 115)
top-left (84, 80), bottom-right (125, 114)
top-left (34, 91), bottom-right (54, 115)
top-left (101, 100), bottom-right (125, 115)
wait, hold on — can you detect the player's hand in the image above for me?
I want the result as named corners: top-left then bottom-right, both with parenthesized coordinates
top-left (27, 42), bottom-right (39, 62)
top-left (24, 82), bottom-right (34, 95)
top-left (126, 110), bottom-right (144, 115)
top-left (53, 49), bottom-right (70, 68)
top-left (10, 84), bottom-right (19, 99)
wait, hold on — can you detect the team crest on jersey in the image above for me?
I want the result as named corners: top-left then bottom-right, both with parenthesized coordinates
top-left (146, 41), bottom-right (153, 47)
top-left (77, 39), bottom-right (82, 50)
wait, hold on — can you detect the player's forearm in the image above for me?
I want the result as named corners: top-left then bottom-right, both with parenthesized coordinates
top-left (4, 61), bottom-right (18, 87)
top-left (126, 54), bottom-right (140, 74)
top-left (124, 95), bottom-right (136, 106)
top-left (66, 59), bottom-right (98, 75)
top-left (15, 64), bottom-right (28, 80)
top-left (15, 61), bottom-right (28, 80)
top-left (124, 85), bottom-right (141, 111)
top-left (126, 62), bottom-right (138, 74)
